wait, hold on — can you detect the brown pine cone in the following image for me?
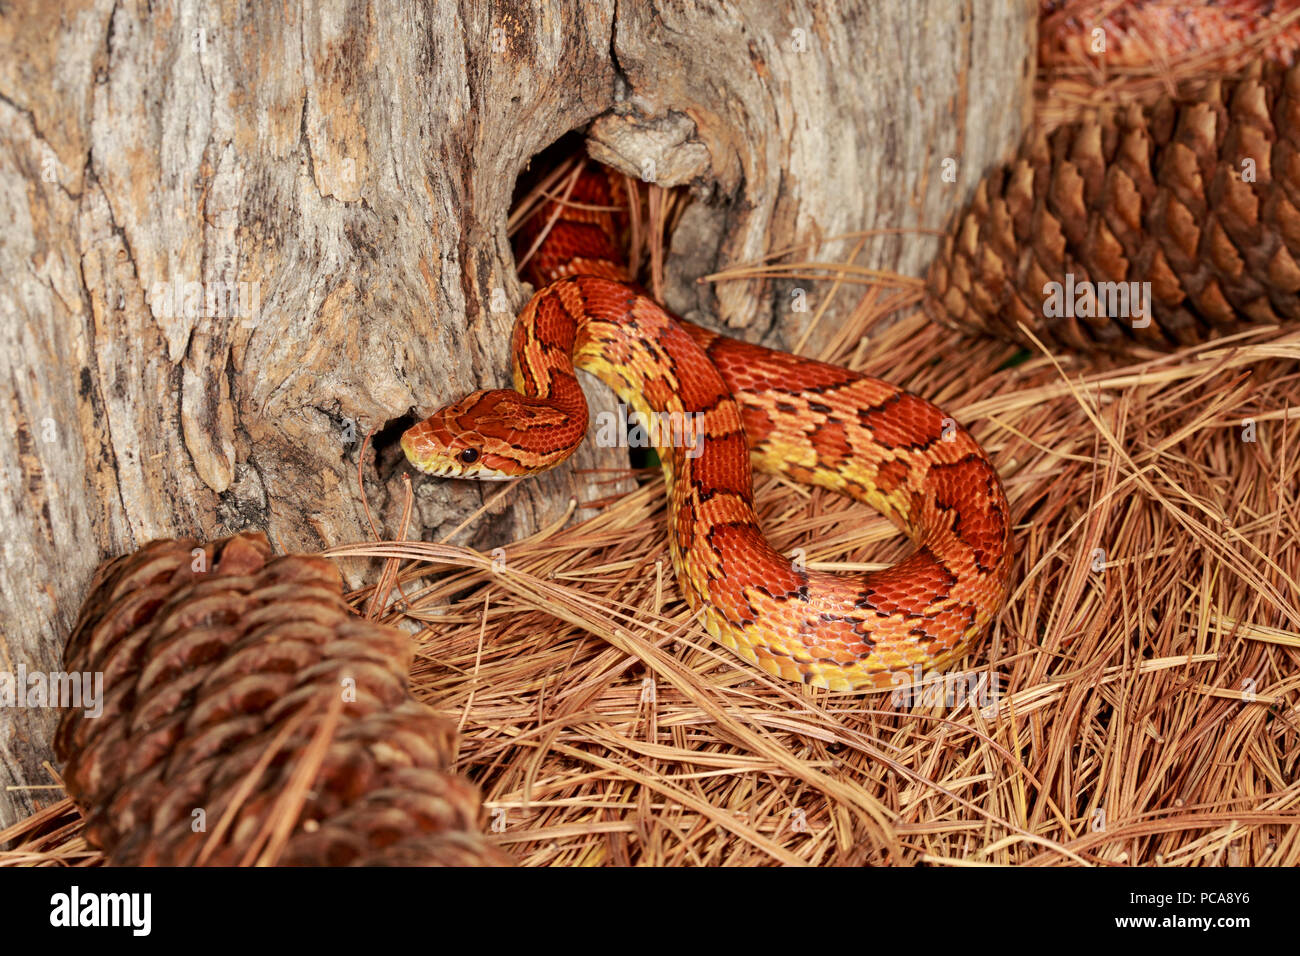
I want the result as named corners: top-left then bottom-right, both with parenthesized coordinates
top-left (55, 532), bottom-right (511, 866)
top-left (925, 62), bottom-right (1300, 352)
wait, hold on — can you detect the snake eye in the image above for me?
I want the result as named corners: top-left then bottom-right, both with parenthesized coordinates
top-left (459, 447), bottom-right (480, 464)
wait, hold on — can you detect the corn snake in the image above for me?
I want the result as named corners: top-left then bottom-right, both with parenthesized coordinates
top-left (401, 163), bottom-right (1012, 691)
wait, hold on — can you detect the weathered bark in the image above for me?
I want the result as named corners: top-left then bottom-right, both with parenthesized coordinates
top-left (0, 0), bottom-right (1032, 829)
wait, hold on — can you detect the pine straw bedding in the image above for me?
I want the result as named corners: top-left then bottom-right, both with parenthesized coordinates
top-left (6, 277), bottom-right (1296, 866)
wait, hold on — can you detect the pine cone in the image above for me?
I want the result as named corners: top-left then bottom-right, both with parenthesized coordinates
top-left (55, 532), bottom-right (511, 866)
top-left (925, 62), bottom-right (1300, 352)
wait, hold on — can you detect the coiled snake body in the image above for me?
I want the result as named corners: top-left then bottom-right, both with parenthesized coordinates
top-left (402, 166), bottom-right (1013, 691)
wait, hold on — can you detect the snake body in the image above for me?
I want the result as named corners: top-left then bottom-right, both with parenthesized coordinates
top-left (402, 165), bottom-right (1012, 691)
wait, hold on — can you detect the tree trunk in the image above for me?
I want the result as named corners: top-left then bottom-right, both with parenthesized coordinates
top-left (0, 0), bottom-right (1033, 829)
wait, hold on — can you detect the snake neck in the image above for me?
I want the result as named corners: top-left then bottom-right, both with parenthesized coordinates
top-left (512, 274), bottom-right (780, 640)
top-left (513, 275), bottom-right (752, 496)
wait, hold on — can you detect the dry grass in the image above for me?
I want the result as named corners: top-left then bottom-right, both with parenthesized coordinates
top-left (5, 38), bottom-right (1300, 868)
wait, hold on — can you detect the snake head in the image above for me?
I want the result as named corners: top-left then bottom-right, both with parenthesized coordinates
top-left (400, 389), bottom-right (578, 480)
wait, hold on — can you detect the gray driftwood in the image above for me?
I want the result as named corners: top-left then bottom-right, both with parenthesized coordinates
top-left (0, 0), bottom-right (1032, 829)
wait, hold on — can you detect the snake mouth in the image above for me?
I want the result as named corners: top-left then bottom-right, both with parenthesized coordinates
top-left (424, 466), bottom-right (517, 481)
top-left (403, 454), bottom-right (518, 481)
